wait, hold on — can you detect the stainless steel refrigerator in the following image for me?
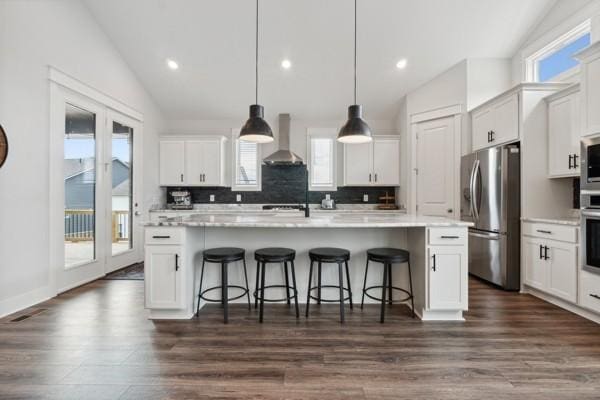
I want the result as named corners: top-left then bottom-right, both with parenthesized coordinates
top-left (460, 144), bottom-right (521, 290)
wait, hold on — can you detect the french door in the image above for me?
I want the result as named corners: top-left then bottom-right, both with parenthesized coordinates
top-left (51, 84), bottom-right (142, 292)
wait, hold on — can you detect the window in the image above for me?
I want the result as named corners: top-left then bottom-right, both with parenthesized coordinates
top-left (526, 20), bottom-right (591, 82)
top-left (307, 129), bottom-right (337, 191)
top-left (232, 129), bottom-right (261, 191)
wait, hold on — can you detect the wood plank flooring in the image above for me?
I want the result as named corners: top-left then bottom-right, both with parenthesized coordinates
top-left (0, 278), bottom-right (599, 399)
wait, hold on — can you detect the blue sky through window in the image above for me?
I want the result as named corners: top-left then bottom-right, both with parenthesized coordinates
top-left (538, 33), bottom-right (591, 82)
top-left (65, 139), bottom-right (130, 161)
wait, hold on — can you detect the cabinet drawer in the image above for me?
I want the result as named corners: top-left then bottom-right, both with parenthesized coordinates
top-left (145, 228), bottom-right (184, 245)
top-left (522, 222), bottom-right (578, 243)
top-left (428, 228), bottom-right (467, 245)
top-left (579, 269), bottom-right (600, 314)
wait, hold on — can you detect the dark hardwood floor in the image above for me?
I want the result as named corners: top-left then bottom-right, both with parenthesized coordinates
top-left (1, 278), bottom-right (599, 399)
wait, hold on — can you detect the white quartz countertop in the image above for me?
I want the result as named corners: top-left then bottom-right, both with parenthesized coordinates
top-left (522, 217), bottom-right (580, 226)
top-left (144, 212), bottom-right (473, 228)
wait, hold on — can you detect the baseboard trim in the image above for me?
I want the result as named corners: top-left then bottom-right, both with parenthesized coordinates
top-left (523, 286), bottom-right (600, 324)
top-left (0, 285), bottom-right (54, 319)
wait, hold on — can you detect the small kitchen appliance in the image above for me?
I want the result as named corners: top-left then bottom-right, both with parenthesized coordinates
top-left (169, 190), bottom-right (192, 210)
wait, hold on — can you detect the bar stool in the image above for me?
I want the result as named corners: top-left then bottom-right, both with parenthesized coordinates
top-left (361, 247), bottom-right (415, 323)
top-left (306, 247), bottom-right (353, 323)
top-left (196, 247), bottom-right (251, 323)
top-left (254, 247), bottom-right (299, 323)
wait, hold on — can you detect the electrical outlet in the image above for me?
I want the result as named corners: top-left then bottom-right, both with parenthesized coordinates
top-left (236, 194), bottom-right (242, 202)
top-left (325, 194), bottom-right (330, 200)
top-left (209, 195), bottom-right (215, 202)
top-left (363, 194), bottom-right (369, 202)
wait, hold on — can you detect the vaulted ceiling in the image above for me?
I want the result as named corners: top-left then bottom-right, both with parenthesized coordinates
top-left (84, 0), bottom-right (557, 121)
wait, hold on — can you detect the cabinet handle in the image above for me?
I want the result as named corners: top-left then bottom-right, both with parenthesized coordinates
top-left (180, 173), bottom-right (184, 182)
top-left (431, 254), bottom-right (436, 271)
top-left (441, 235), bottom-right (459, 239)
top-left (544, 246), bottom-right (549, 260)
top-left (573, 154), bottom-right (579, 169)
top-left (374, 173), bottom-right (378, 182)
top-left (175, 254), bottom-right (179, 271)
top-left (152, 235), bottom-right (171, 239)
top-left (490, 131), bottom-right (495, 141)
top-left (539, 244), bottom-right (543, 260)
top-left (369, 173), bottom-right (372, 182)
top-left (590, 294), bottom-right (600, 300)
top-left (536, 230), bottom-right (552, 235)
top-left (487, 131), bottom-right (491, 142)
top-left (568, 154), bottom-right (573, 169)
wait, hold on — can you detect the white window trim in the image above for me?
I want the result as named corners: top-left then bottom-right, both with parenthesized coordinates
top-left (307, 128), bottom-right (337, 192)
top-left (525, 19), bottom-right (591, 83)
top-left (231, 129), bottom-right (262, 191)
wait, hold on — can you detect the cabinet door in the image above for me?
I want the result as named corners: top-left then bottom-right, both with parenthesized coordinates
top-left (159, 141), bottom-right (185, 186)
top-left (548, 93), bottom-right (579, 177)
top-left (200, 139), bottom-right (222, 185)
top-left (472, 107), bottom-right (494, 151)
top-left (184, 141), bottom-right (206, 185)
top-left (372, 139), bottom-right (399, 185)
top-left (145, 245), bottom-right (183, 309)
top-left (428, 246), bottom-right (467, 310)
top-left (343, 142), bottom-right (372, 185)
top-left (547, 242), bottom-right (577, 303)
top-left (491, 93), bottom-right (519, 146)
top-left (523, 238), bottom-right (546, 291)
top-left (581, 55), bottom-right (600, 136)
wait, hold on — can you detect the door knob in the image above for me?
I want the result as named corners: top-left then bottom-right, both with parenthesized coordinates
top-left (134, 211), bottom-right (141, 216)
top-left (447, 208), bottom-right (453, 213)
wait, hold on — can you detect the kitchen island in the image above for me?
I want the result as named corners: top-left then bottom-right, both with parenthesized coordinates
top-left (144, 212), bottom-right (472, 321)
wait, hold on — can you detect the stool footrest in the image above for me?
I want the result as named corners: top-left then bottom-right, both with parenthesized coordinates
top-left (363, 285), bottom-right (413, 303)
top-left (308, 285), bottom-right (352, 303)
top-left (200, 285), bottom-right (249, 303)
top-left (254, 284), bottom-right (298, 303)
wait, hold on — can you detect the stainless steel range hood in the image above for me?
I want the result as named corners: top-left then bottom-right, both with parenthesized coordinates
top-left (263, 114), bottom-right (303, 165)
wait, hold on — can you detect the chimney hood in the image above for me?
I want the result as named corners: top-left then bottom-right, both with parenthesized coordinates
top-left (263, 114), bottom-right (303, 165)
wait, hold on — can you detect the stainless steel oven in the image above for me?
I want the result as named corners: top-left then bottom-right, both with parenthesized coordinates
top-left (581, 135), bottom-right (600, 190)
top-left (581, 191), bottom-right (600, 275)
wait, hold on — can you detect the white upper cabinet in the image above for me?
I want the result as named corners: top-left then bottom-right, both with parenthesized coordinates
top-left (160, 136), bottom-right (227, 187)
top-left (343, 137), bottom-right (400, 186)
top-left (159, 140), bottom-right (185, 185)
top-left (576, 42), bottom-right (600, 137)
top-left (471, 92), bottom-right (519, 151)
top-left (546, 86), bottom-right (580, 178)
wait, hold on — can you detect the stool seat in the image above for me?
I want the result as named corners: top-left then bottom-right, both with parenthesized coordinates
top-left (309, 247), bottom-right (350, 262)
top-left (255, 247), bottom-right (295, 262)
top-left (367, 248), bottom-right (410, 263)
top-left (203, 247), bottom-right (245, 262)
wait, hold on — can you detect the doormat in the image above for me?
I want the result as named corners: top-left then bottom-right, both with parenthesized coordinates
top-left (103, 262), bottom-right (144, 280)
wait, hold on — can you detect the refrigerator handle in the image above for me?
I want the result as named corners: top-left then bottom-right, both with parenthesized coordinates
top-left (470, 159), bottom-right (480, 221)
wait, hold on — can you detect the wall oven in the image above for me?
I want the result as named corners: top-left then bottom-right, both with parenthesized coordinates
top-left (581, 192), bottom-right (600, 275)
top-left (581, 135), bottom-right (600, 190)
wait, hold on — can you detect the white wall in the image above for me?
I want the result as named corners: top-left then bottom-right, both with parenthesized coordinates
top-left (0, 0), bottom-right (165, 316)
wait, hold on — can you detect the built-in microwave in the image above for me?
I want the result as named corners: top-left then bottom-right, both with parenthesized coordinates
top-left (581, 191), bottom-right (600, 275)
top-left (581, 135), bottom-right (600, 190)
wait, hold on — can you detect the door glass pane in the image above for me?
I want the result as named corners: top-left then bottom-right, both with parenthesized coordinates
top-left (112, 121), bottom-right (133, 255)
top-left (64, 104), bottom-right (96, 267)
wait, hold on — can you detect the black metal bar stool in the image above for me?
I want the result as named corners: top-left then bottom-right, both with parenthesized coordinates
top-left (254, 247), bottom-right (299, 323)
top-left (361, 247), bottom-right (415, 323)
top-left (196, 247), bottom-right (251, 323)
top-left (306, 247), bottom-right (353, 323)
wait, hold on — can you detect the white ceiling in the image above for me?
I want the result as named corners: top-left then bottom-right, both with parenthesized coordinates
top-left (84, 0), bottom-right (557, 121)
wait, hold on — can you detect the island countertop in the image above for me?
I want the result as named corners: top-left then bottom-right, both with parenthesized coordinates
top-left (143, 212), bottom-right (473, 228)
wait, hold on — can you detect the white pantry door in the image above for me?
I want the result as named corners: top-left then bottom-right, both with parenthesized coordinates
top-left (416, 116), bottom-right (456, 217)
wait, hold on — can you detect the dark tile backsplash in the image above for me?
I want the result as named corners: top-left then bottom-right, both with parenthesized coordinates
top-left (573, 177), bottom-right (580, 209)
top-left (167, 164), bottom-right (397, 204)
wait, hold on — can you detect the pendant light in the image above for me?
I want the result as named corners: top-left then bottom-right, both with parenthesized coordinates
top-left (239, 0), bottom-right (274, 143)
top-left (337, 0), bottom-right (372, 144)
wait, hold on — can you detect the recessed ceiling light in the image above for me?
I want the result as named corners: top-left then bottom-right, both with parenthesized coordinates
top-left (396, 59), bottom-right (408, 69)
top-left (166, 59), bottom-right (179, 70)
top-left (281, 59), bottom-right (292, 69)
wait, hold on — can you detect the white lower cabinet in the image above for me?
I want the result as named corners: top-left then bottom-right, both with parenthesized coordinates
top-left (579, 269), bottom-right (600, 314)
top-left (428, 245), bottom-right (468, 310)
top-left (522, 222), bottom-right (578, 304)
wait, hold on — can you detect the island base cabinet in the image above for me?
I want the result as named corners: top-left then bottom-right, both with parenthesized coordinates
top-left (427, 246), bottom-right (468, 311)
top-left (145, 245), bottom-right (185, 310)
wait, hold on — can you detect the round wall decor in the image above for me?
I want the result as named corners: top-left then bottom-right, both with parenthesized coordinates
top-left (0, 125), bottom-right (7, 168)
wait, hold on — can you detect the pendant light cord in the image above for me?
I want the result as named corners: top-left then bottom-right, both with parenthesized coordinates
top-left (354, 0), bottom-right (357, 105)
top-left (255, 0), bottom-right (259, 105)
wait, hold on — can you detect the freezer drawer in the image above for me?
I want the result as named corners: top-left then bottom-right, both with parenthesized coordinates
top-left (469, 230), bottom-right (505, 287)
